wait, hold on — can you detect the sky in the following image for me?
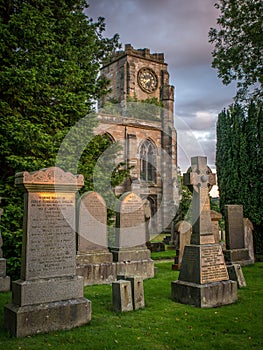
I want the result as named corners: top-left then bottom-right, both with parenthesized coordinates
top-left (87, 0), bottom-right (236, 176)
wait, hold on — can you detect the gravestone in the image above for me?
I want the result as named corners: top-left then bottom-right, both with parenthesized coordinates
top-left (76, 191), bottom-right (114, 285)
top-left (112, 280), bottom-right (133, 312)
top-left (0, 205), bottom-right (10, 292)
top-left (126, 276), bottom-right (145, 310)
top-left (224, 205), bottom-right (252, 266)
top-left (4, 167), bottom-right (91, 337)
top-left (171, 157), bottom-right (237, 308)
top-left (112, 192), bottom-right (154, 279)
top-left (168, 220), bottom-right (176, 250)
top-left (172, 221), bottom-right (192, 270)
top-left (243, 218), bottom-right (255, 264)
top-left (227, 264), bottom-right (246, 288)
top-left (210, 210), bottom-right (222, 244)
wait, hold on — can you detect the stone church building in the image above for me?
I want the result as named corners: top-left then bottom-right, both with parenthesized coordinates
top-left (95, 44), bottom-right (178, 235)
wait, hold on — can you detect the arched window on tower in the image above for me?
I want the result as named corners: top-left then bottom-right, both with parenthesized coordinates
top-left (140, 140), bottom-right (157, 183)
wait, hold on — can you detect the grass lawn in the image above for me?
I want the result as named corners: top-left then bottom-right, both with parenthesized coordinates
top-left (0, 262), bottom-right (262, 349)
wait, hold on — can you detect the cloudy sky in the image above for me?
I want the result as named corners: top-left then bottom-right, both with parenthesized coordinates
top-left (87, 0), bottom-right (236, 173)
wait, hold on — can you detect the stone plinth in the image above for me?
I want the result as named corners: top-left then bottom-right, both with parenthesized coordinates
top-left (224, 205), bottom-right (253, 266)
top-left (4, 298), bottom-right (89, 338)
top-left (4, 167), bottom-right (91, 337)
top-left (171, 157), bottom-right (237, 308)
top-left (125, 276), bottom-right (145, 310)
top-left (171, 280), bottom-right (237, 308)
top-left (112, 280), bottom-right (133, 313)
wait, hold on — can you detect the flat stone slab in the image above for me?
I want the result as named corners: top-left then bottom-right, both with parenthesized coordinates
top-left (112, 248), bottom-right (151, 262)
top-left (116, 259), bottom-right (154, 279)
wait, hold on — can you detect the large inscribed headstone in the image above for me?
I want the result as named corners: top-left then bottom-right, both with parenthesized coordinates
top-left (77, 191), bottom-right (111, 261)
top-left (171, 157), bottom-right (237, 308)
top-left (76, 191), bottom-right (114, 285)
top-left (4, 167), bottom-right (91, 337)
top-left (224, 205), bottom-right (252, 265)
top-left (112, 192), bottom-right (154, 278)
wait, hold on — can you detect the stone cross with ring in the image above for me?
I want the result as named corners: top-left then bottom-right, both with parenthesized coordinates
top-left (183, 156), bottom-right (216, 245)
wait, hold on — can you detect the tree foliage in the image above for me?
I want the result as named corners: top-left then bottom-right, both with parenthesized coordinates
top-left (0, 0), bottom-right (121, 279)
top-left (209, 0), bottom-right (263, 101)
top-left (216, 101), bottom-right (263, 255)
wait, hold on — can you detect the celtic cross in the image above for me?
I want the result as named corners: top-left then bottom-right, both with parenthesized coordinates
top-left (183, 156), bottom-right (216, 245)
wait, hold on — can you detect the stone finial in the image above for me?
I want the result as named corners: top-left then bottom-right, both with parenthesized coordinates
top-left (15, 167), bottom-right (84, 192)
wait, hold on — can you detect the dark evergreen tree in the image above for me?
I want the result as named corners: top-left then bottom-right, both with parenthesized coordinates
top-left (0, 0), bottom-right (122, 278)
top-left (243, 101), bottom-right (263, 254)
top-left (211, 0), bottom-right (263, 256)
top-left (216, 102), bottom-right (263, 255)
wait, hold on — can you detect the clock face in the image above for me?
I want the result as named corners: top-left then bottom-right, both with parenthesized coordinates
top-left (137, 68), bottom-right (158, 93)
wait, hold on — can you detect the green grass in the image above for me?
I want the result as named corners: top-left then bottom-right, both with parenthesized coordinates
top-left (151, 249), bottom-right (176, 260)
top-left (0, 263), bottom-right (262, 349)
top-left (150, 233), bottom-right (168, 242)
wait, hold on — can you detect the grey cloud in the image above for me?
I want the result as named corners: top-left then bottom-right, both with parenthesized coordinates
top-left (87, 0), bottom-right (236, 170)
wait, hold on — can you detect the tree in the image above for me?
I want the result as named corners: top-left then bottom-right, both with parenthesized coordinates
top-left (209, 0), bottom-right (263, 101)
top-left (216, 104), bottom-right (247, 209)
top-left (216, 101), bottom-right (263, 255)
top-left (0, 0), bottom-right (121, 278)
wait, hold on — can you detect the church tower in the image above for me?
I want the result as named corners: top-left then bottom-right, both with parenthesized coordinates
top-left (96, 44), bottom-right (178, 233)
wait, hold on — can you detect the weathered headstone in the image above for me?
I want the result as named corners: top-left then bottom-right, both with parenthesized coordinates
top-left (112, 192), bottom-right (154, 279)
top-left (167, 220), bottom-right (177, 250)
top-left (172, 220), bottom-right (192, 270)
top-left (210, 210), bottom-right (222, 244)
top-left (0, 205), bottom-right (10, 292)
top-left (112, 280), bottom-right (133, 312)
top-left (126, 276), bottom-right (145, 310)
top-left (171, 156), bottom-right (237, 308)
top-left (243, 218), bottom-right (255, 264)
top-left (224, 205), bottom-right (252, 266)
top-left (4, 167), bottom-right (91, 337)
top-left (227, 264), bottom-right (247, 288)
top-left (76, 191), bottom-right (114, 285)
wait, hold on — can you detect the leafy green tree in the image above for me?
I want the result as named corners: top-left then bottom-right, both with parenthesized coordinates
top-left (209, 0), bottom-right (263, 101)
top-left (174, 174), bottom-right (192, 224)
top-left (0, 0), bottom-right (121, 279)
